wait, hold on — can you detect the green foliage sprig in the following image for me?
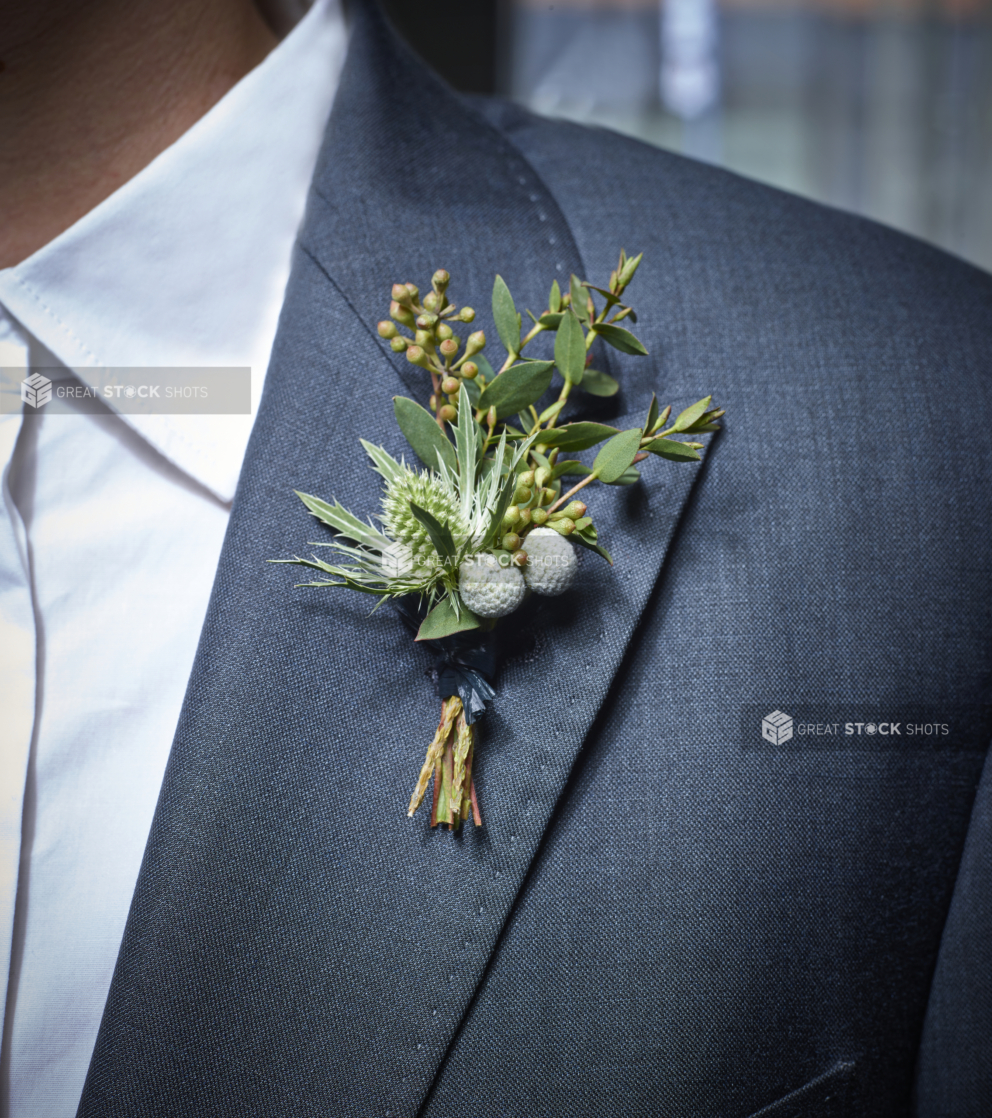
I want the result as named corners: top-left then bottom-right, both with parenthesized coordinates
top-left (274, 250), bottom-right (723, 642)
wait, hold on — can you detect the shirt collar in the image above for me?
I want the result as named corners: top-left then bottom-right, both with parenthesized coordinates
top-left (0, 0), bottom-right (347, 502)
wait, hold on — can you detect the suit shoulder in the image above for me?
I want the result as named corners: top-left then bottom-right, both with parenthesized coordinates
top-left (465, 94), bottom-right (992, 304)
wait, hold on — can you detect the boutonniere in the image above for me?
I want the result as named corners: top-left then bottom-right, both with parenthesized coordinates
top-left (272, 252), bottom-right (722, 830)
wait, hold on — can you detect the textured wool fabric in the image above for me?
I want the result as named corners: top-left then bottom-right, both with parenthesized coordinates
top-left (78, 2), bottom-right (992, 1116)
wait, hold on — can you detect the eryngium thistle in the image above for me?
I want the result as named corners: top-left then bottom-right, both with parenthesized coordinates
top-left (382, 469), bottom-right (469, 565)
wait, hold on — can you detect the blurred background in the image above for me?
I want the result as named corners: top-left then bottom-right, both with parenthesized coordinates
top-left (381, 0), bottom-right (992, 273)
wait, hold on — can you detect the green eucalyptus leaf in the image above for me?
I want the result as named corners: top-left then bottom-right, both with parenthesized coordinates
top-left (548, 279), bottom-right (562, 313)
top-left (611, 306), bottom-right (637, 324)
top-left (535, 422), bottom-right (619, 451)
top-left (492, 274), bottom-right (521, 356)
top-left (550, 459), bottom-right (590, 480)
top-left (537, 399), bottom-right (566, 425)
top-left (618, 251), bottom-right (643, 286)
top-left (572, 525), bottom-right (613, 566)
top-left (416, 595), bottom-right (480, 641)
top-left (474, 352), bottom-right (496, 383)
top-left (594, 323), bottom-right (648, 356)
top-left (682, 406), bottom-right (724, 432)
top-left (393, 397), bottom-right (457, 473)
top-left (461, 376), bottom-right (482, 407)
top-left (409, 502), bottom-right (456, 560)
top-left (670, 396), bottom-right (712, 433)
top-left (538, 312), bottom-right (564, 329)
top-left (477, 360), bottom-right (554, 419)
top-left (605, 465), bottom-right (641, 486)
top-left (576, 520), bottom-right (597, 541)
top-left (645, 437), bottom-right (702, 462)
top-left (593, 427), bottom-right (643, 484)
top-left (569, 274), bottom-right (589, 322)
top-left (580, 368), bottom-right (619, 397)
top-left (573, 516), bottom-right (593, 532)
top-left (581, 282), bottom-right (619, 303)
top-left (554, 307), bottom-right (586, 386)
top-left (643, 393), bottom-right (659, 435)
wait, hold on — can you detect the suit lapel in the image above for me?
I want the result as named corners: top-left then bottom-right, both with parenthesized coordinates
top-left (79, 4), bottom-right (710, 1115)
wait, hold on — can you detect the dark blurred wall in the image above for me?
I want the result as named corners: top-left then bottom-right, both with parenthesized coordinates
top-left (379, 0), bottom-right (503, 93)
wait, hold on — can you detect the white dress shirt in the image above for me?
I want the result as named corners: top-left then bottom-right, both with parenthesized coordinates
top-left (0, 2), bottom-right (347, 1113)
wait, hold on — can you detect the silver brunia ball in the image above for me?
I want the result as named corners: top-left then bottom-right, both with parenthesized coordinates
top-left (458, 553), bottom-right (526, 618)
top-left (522, 527), bottom-right (577, 595)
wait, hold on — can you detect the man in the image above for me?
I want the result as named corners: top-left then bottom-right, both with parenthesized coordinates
top-left (1, 0), bottom-right (989, 1116)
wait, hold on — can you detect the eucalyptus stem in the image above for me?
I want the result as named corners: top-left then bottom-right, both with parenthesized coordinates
top-left (545, 381), bottom-right (572, 430)
top-left (547, 469), bottom-right (598, 514)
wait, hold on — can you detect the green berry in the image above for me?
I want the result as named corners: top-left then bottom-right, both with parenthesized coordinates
top-left (390, 336), bottom-right (408, 352)
top-left (439, 404), bottom-right (457, 423)
top-left (551, 500), bottom-right (587, 521)
top-left (462, 362), bottom-right (478, 379)
top-left (502, 533), bottom-right (521, 552)
top-left (531, 508), bottom-right (548, 526)
top-left (441, 375), bottom-right (460, 395)
top-left (378, 320), bottom-right (397, 339)
top-left (390, 301), bottom-right (415, 326)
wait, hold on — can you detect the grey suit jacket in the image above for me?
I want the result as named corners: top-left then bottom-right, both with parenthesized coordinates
top-left (78, 2), bottom-right (992, 1115)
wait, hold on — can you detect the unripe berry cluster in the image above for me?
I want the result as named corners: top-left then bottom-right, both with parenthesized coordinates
top-left (377, 270), bottom-right (483, 430)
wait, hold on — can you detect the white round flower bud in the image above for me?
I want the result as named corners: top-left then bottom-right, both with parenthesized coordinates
top-left (521, 527), bottom-right (577, 595)
top-left (458, 553), bottom-right (526, 618)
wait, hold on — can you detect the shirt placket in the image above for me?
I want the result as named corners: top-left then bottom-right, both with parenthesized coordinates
top-left (0, 315), bottom-right (37, 1029)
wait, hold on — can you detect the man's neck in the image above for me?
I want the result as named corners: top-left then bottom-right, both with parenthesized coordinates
top-left (0, 0), bottom-right (277, 269)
